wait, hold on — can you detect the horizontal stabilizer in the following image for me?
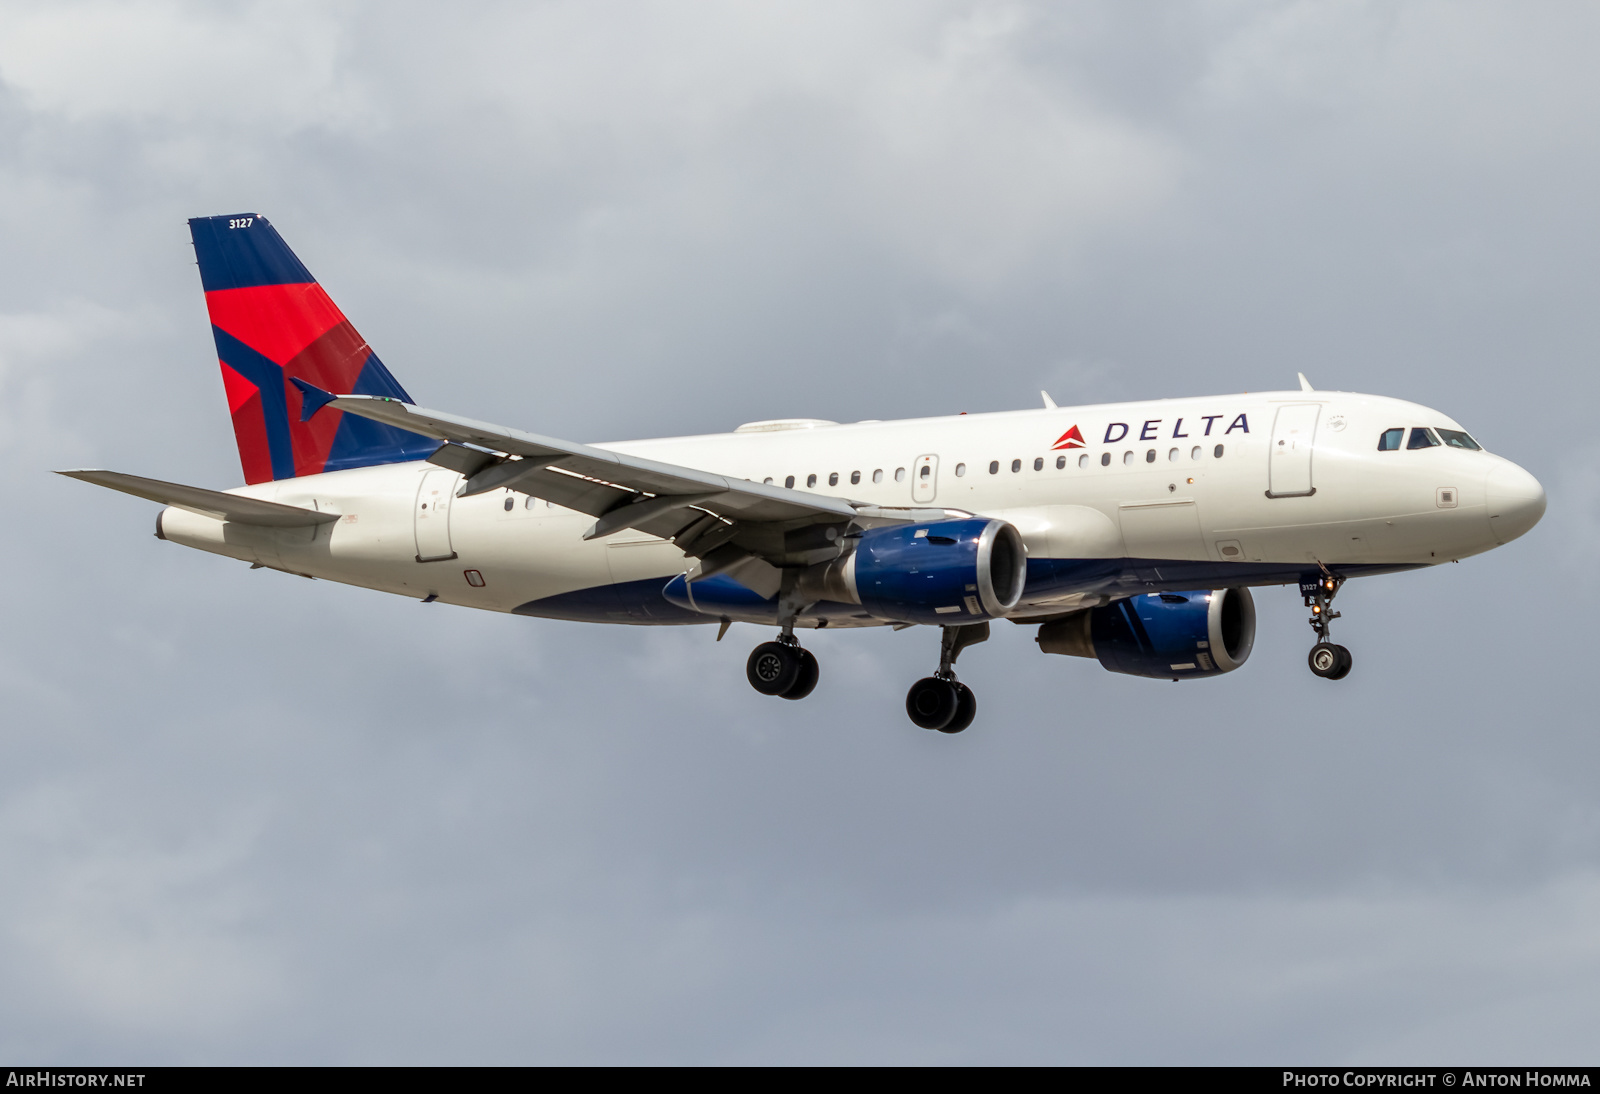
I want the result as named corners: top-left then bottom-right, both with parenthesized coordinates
top-left (57, 469), bottom-right (339, 527)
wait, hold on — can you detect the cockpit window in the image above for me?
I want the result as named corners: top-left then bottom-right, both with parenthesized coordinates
top-left (1436, 429), bottom-right (1482, 451)
top-left (1407, 427), bottom-right (1441, 450)
top-left (1378, 428), bottom-right (1404, 451)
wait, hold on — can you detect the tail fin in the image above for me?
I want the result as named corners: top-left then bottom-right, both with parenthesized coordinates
top-left (188, 213), bottom-right (438, 484)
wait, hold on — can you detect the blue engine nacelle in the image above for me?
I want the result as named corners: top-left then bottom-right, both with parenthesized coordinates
top-left (1036, 587), bottom-right (1256, 679)
top-left (661, 517), bottom-right (1027, 627)
top-left (842, 518), bottom-right (1026, 625)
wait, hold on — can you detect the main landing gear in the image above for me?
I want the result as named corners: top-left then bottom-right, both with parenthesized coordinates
top-left (746, 633), bottom-right (819, 701)
top-left (905, 623), bottom-right (987, 734)
top-left (1304, 572), bottom-right (1353, 680)
top-left (744, 621), bottom-right (987, 733)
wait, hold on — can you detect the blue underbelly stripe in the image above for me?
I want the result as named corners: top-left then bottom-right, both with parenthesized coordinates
top-left (511, 560), bottom-right (1424, 626)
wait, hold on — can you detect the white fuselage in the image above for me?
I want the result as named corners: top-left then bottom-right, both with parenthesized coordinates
top-left (155, 390), bottom-right (1545, 626)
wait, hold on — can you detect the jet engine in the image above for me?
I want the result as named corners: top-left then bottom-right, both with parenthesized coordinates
top-left (663, 517), bottom-right (1027, 626)
top-left (803, 517), bottom-right (1027, 625)
top-left (1037, 587), bottom-right (1256, 679)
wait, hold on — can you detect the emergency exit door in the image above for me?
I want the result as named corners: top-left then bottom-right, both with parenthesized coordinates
top-left (912, 454), bottom-right (939, 503)
top-left (1267, 404), bottom-right (1320, 498)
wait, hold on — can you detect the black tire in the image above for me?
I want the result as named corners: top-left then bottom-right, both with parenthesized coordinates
top-left (940, 682), bottom-right (977, 734)
top-left (748, 642), bottom-right (801, 696)
top-left (1308, 642), bottom-right (1341, 678)
top-left (906, 677), bottom-right (959, 730)
top-left (1329, 644), bottom-right (1353, 681)
top-left (780, 648), bottom-right (820, 700)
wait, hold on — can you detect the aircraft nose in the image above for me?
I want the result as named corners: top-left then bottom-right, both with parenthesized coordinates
top-left (1485, 461), bottom-right (1546, 545)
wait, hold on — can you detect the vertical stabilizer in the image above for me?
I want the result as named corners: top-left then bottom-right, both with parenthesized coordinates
top-left (188, 214), bottom-right (437, 484)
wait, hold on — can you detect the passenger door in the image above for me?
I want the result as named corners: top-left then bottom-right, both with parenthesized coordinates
top-left (414, 469), bottom-right (459, 562)
top-left (1267, 404), bottom-right (1320, 498)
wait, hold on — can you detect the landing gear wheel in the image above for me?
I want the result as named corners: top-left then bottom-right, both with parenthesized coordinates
top-left (940, 682), bottom-right (977, 734)
top-left (780, 648), bottom-right (819, 700)
top-left (906, 676), bottom-right (960, 730)
top-left (1308, 642), bottom-right (1352, 680)
top-left (748, 641), bottom-right (801, 696)
top-left (1329, 644), bottom-right (1353, 680)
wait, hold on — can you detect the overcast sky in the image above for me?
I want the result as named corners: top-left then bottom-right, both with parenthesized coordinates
top-left (1, 0), bottom-right (1597, 1064)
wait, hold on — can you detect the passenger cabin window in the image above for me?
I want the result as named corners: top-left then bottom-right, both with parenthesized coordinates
top-left (1011, 459), bottom-right (1021, 473)
top-left (955, 463), bottom-right (966, 477)
top-left (989, 461), bottom-right (999, 474)
top-left (1145, 449), bottom-right (1156, 463)
top-left (1056, 455), bottom-right (1066, 469)
top-left (850, 470), bottom-right (861, 484)
top-left (1437, 429), bottom-right (1482, 451)
top-left (785, 475), bottom-right (795, 489)
top-left (1078, 454), bottom-right (1089, 469)
top-left (872, 469), bottom-right (883, 484)
top-left (807, 473), bottom-right (818, 487)
top-left (895, 467), bottom-right (906, 482)
top-left (1033, 457), bottom-right (1043, 471)
top-left (1213, 444), bottom-right (1224, 458)
top-left (1407, 427), bottom-right (1441, 450)
top-left (920, 464), bottom-right (931, 479)
top-left (1100, 452), bottom-right (1111, 467)
top-left (763, 477), bottom-right (774, 485)
top-left (828, 472), bottom-right (838, 486)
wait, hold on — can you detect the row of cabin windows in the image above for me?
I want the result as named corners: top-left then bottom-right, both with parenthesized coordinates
top-left (762, 468), bottom-right (904, 489)
top-left (504, 443), bottom-right (1233, 511)
top-left (1377, 427), bottom-right (1482, 452)
top-left (959, 446), bottom-right (1225, 474)
top-left (762, 445), bottom-right (1228, 491)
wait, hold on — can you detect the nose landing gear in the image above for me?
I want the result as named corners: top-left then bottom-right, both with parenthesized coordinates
top-left (905, 623), bottom-right (987, 733)
top-left (1303, 572), bottom-right (1352, 680)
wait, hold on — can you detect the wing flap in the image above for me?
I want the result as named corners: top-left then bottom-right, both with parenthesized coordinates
top-left (57, 469), bottom-right (339, 527)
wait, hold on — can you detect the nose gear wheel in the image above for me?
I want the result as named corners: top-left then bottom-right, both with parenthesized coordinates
top-left (1303, 571), bottom-right (1354, 681)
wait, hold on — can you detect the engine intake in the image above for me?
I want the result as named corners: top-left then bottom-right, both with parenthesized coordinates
top-left (1037, 587), bottom-right (1256, 679)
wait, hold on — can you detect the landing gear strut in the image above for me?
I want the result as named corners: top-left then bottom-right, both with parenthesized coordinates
top-left (906, 623), bottom-right (986, 733)
top-left (747, 620), bottom-right (820, 701)
top-left (1304, 572), bottom-right (1353, 680)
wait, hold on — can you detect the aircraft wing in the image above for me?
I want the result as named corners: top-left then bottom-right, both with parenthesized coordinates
top-left (326, 394), bottom-right (939, 593)
top-left (57, 469), bottom-right (339, 527)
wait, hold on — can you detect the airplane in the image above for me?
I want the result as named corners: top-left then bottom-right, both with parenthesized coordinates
top-left (59, 214), bottom-right (1547, 734)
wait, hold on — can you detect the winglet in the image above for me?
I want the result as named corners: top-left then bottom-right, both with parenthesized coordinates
top-left (1298, 372), bottom-right (1314, 392)
top-left (1041, 390), bottom-right (1058, 409)
top-left (290, 377), bottom-right (339, 421)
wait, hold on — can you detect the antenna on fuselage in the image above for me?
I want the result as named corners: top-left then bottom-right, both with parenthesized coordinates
top-left (1041, 390), bottom-right (1058, 409)
top-left (1298, 373), bottom-right (1314, 392)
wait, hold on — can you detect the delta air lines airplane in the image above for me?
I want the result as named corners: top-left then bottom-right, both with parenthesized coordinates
top-left (61, 215), bottom-right (1547, 733)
